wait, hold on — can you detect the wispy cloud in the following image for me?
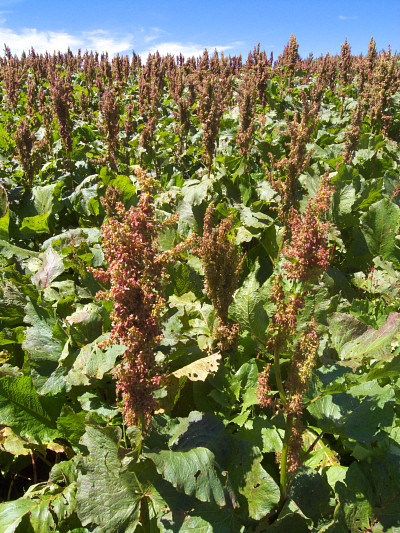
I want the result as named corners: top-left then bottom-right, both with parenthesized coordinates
top-left (0, 26), bottom-right (134, 56)
top-left (140, 41), bottom-right (234, 59)
top-left (142, 27), bottom-right (165, 44)
top-left (82, 30), bottom-right (134, 55)
top-left (338, 15), bottom-right (358, 21)
top-left (0, 20), bottom-right (236, 60)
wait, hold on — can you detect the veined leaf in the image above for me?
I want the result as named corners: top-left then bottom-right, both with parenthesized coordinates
top-left (31, 246), bottom-right (65, 290)
top-left (76, 426), bottom-right (142, 532)
top-left (360, 199), bottom-right (400, 261)
top-left (171, 352), bottom-right (221, 381)
top-left (328, 312), bottom-right (400, 370)
top-left (230, 267), bottom-right (269, 343)
top-left (145, 412), bottom-right (237, 507)
top-left (228, 439), bottom-right (280, 520)
top-left (22, 298), bottom-right (64, 378)
top-left (0, 376), bottom-right (62, 443)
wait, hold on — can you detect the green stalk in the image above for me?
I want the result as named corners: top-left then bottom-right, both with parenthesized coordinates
top-left (279, 414), bottom-right (293, 503)
top-left (274, 349), bottom-right (287, 406)
top-left (273, 347), bottom-right (292, 505)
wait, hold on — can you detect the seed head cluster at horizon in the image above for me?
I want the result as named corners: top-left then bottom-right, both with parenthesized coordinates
top-left (0, 0), bottom-right (398, 59)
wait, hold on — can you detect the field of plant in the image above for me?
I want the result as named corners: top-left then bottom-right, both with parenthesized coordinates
top-left (0, 35), bottom-right (399, 531)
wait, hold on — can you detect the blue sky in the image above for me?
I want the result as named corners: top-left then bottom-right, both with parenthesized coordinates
top-left (0, 0), bottom-right (398, 59)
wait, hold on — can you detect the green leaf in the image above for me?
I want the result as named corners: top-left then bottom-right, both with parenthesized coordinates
top-left (289, 467), bottom-right (332, 524)
top-left (0, 239), bottom-right (40, 259)
top-left (0, 207), bottom-right (9, 240)
top-left (145, 412), bottom-right (237, 507)
top-left (235, 415), bottom-right (283, 453)
top-left (30, 183), bottom-right (63, 216)
top-left (228, 439), bottom-right (280, 520)
top-left (22, 299), bottom-right (63, 377)
top-left (230, 267), bottom-right (269, 343)
top-left (0, 376), bottom-right (62, 443)
top-left (0, 279), bottom-right (26, 326)
top-left (31, 246), bottom-right (65, 290)
top-left (57, 406), bottom-right (87, 448)
top-left (76, 426), bottom-right (142, 532)
top-left (0, 184), bottom-right (8, 218)
top-left (0, 498), bottom-right (35, 533)
top-left (360, 199), bottom-right (400, 261)
top-left (20, 481), bottom-right (77, 533)
top-left (67, 334), bottom-right (126, 385)
top-left (20, 214), bottom-right (52, 235)
top-left (66, 303), bottom-right (104, 345)
top-left (328, 312), bottom-right (400, 370)
top-left (308, 381), bottom-right (395, 442)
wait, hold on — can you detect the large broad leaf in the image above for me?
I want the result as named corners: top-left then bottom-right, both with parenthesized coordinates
top-left (20, 214), bottom-right (52, 235)
top-left (145, 412), bottom-right (237, 507)
top-left (66, 334), bottom-right (127, 386)
top-left (360, 199), bottom-right (400, 261)
top-left (42, 227), bottom-right (101, 251)
top-left (3, 483), bottom-right (76, 533)
top-left (235, 414), bottom-right (283, 454)
top-left (0, 184), bottom-right (8, 218)
top-left (76, 426), bottom-right (142, 533)
top-left (334, 458), bottom-right (400, 533)
top-left (308, 381), bottom-right (395, 442)
top-left (31, 246), bottom-right (65, 290)
top-left (0, 376), bottom-right (62, 443)
top-left (22, 299), bottom-right (64, 378)
top-left (328, 312), bottom-right (400, 370)
top-left (289, 467), bottom-right (332, 525)
top-left (228, 439), bottom-right (280, 520)
top-left (139, 460), bottom-right (243, 533)
top-left (230, 267), bottom-right (269, 343)
top-left (0, 279), bottom-right (26, 326)
top-left (31, 183), bottom-right (63, 216)
top-left (171, 352), bottom-right (221, 381)
top-left (0, 239), bottom-right (40, 260)
top-left (0, 458), bottom-right (79, 532)
top-left (0, 207), bottom-right (9, 240)
top-left (66, 303), bottom-right (104, 345)
top-left (0, 499), bottom-right (36, 532)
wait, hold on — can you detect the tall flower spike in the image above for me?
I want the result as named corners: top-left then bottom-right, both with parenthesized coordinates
top-left (265, 91), bottom-right (319, 218)
top-left (194, 204), bottom-right (244, 351)
top-left (93, 170), bottom-right (170, 428)
top-left (281, 172), bottom-right (333, 283)
top-left (93, 169), bottom-right (192, 429)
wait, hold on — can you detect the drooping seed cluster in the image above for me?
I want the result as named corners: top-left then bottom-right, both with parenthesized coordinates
top-left (194, 203), bottom-right (244, 351)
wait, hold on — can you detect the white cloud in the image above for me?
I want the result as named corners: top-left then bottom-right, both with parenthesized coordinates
top-left (142, 27), bottom-right (165, 44)
top-left (82, 30), bottom-right (134, 56)
top-left (0, 26), bottom-right (134, 56)
top-left (140, 41), bottom-right (234, 59)
top-left (0, 22), bottom-right (235, 60)
top-left (338, 15), bottom-right (358, 20)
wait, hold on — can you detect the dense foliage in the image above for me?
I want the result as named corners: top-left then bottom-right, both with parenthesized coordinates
top-left (0, 36), bottom-right (400, 531)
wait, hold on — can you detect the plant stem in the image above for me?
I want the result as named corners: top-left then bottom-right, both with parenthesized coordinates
top-left (274, 349), bottom-right (286, 406)
top-left (279, 413), bottom-right (293, 503)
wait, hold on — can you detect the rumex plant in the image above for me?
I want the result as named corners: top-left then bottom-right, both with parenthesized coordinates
top-left (258, 172), bottom-right (334, 502)
top-left (265, 90), bottom-right (319, 218)
top-left (49, 71), bottom-right (73, 152)
top-left (236, 68), bottom-right (257, 158)
top-left (92, 169), bottom-right (172, 429)
top-left (98, 87), bottom-right (120, 169)
top-left (194, 51), bottom-right (233, 175)
top-left (194, 203), bottom-right (244, 352)
top-left (0, 40), bottom-right (399, 533)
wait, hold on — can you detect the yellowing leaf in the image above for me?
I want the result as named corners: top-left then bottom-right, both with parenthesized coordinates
top-left (172, 353), bottom-right (221, 381)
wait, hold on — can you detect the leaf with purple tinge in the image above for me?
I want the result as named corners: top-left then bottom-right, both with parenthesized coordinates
top-left (32, 246), bottom-right (65, 290)
top-left (328, 312), bottom-right (400, 370)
